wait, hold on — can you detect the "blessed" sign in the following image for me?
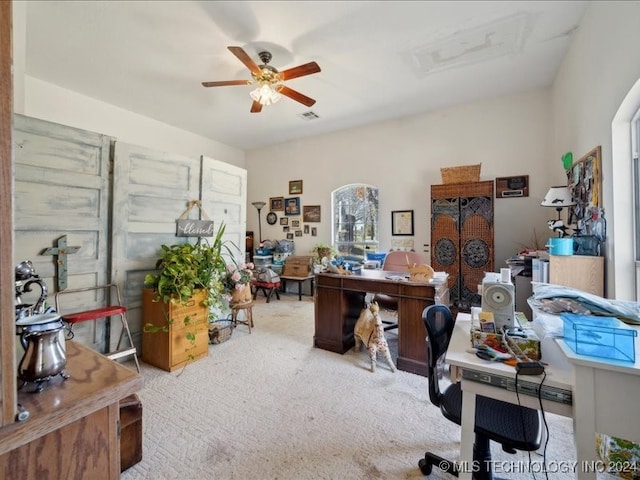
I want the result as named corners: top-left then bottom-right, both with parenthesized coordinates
top-left (176, 219), bottom-right (215, 237)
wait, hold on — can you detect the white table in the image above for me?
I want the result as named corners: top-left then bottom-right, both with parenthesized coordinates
top-left (556, 327), bottom-right (640, 479)
top-left (447, 314), bottom-right (572, 479)
top-left (445, 312), bottom-right (640, 479)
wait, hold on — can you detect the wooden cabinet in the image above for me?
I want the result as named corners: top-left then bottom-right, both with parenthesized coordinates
top-left (549, 254), bottom-right (605, 296)
top-left (0, 341), bottom-right (141, 480)
top-left (431, 181), bottom-right (494, 311)
top-left (142, 288), bottom-right (209, 371)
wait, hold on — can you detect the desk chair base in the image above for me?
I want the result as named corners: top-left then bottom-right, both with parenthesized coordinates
top-left (419, 434), bottom-right (494, 480)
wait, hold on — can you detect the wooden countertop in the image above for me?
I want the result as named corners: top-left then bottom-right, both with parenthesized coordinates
top-left (0, 341), bottom-right (142, 456)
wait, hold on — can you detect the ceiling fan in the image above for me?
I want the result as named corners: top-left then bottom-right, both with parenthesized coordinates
top-left (202, 46), bottom-right (321, 113)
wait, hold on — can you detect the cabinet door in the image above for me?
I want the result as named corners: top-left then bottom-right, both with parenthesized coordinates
top-left (459, 193), bottom-right (493, 309)
top-left (431, 196), bottom-right (461, 303)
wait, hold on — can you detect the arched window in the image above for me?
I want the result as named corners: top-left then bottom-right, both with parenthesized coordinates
top-left (331, 184), bottom-right (378, 260)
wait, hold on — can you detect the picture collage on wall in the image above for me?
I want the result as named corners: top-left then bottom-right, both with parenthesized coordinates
top-left (268, 179), bottom-right (321, 240)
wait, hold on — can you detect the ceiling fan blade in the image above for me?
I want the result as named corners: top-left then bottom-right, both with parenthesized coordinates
top-left (201, 80), bottom-right (250, 87)
top-left (228, 46), bottom-right (261, 75)
top-left (278, 85), bottom-right (316, 107)
top-left (250, 101), bottom-right (263, 113)
top-left (280, 62), bottom-right (321, 81)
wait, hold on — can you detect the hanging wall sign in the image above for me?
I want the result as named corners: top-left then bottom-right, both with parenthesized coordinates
top-left (176, 219), bottom-right (214, 237)
top-left (176, 200), bottom-right (214, 237)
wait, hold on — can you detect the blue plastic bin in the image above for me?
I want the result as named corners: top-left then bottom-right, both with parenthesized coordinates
top-left (365, 252), bottom-right (387, 265)
top-left (561, 313), bottom-right (637, 363)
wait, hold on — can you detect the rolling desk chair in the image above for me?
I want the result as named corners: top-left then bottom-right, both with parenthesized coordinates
top-left (372, 250), bottom-right (425, 331)
top-left (419, 304), bottom-right (541, 480)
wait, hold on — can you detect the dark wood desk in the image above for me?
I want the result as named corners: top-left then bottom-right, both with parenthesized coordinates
top-left (314, 271), bottom-right (449, 376)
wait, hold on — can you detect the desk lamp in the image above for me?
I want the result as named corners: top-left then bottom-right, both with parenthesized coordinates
top-left (251, 201), bottom-right (267, 243)
top-left (541, 186), bottom-right (575, 236)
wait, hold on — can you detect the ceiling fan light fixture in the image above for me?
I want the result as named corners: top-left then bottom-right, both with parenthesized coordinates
top-left (249, 83), bottom-right (282, 106)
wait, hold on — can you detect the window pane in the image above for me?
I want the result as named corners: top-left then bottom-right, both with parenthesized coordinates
top-left (332, 184), bottom-right (378, 260)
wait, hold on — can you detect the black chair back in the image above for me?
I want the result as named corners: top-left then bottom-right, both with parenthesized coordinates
top-left (422, 304), bottom-right (454, 408)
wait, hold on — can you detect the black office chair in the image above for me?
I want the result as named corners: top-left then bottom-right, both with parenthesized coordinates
top-left (419, 304), bottom-right (542, 480)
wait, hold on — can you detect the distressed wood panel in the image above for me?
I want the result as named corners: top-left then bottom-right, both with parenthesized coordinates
top-left (201, 156), bottom-right (247, 265)
top-left (111, 142), bottom-right (201, 351)
top-left (14, 121), bottom-right (103, 175)
top-left (13, 115), bottom-right (113, 354)
top-left (15, 181), bottom-right (101, 218)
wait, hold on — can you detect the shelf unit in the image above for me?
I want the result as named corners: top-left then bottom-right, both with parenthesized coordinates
top-left (549, 254), bottom-right (605, 297)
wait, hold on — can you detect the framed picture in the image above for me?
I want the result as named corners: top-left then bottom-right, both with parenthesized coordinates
top-left (270, 196), bottom-right (284, 211)
top-left (279, 217), bottom-right (288, 226)
top-left (295, 230), bottom-right (303, 237)
top-left (304, 225), bottom-right (309, 234)
top-left (282, 226), bottom-right (290, 233)
top-left (286, 232), bottom-right (294, 240)
top-left (303, 205), bottom-right (321, 223)
top-left (285, 197), bottom-right (300, 216)
top-left (392, 210), bottom-right (414, 236)
top-left (266, 212), bottom-right (278, 225)
top-left (291, 219), bottom-right (300, 228)
top-left (289, 180), bottom-right (303, 195)
top-left (311, 227), bottom-right (317, 236)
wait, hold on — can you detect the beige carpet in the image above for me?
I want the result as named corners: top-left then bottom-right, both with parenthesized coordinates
top-left (121, 295), bottom-right (581, 480)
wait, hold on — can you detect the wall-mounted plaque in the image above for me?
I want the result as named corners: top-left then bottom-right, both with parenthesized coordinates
top-left (495, 175), bottom-right (529, 198)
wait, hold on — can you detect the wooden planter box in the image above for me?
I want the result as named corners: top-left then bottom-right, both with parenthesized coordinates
top-left (141, 288), bottom-right (209, 372)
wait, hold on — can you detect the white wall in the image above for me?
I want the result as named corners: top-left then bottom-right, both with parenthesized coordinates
top-left (246, 88), bottom-right (555, 269)
top-left (21, 77), bottom-right (245, 168)
top-left (11, 2), bottom-right (244, 169)
top-left (552, 1), bottom-right (640, 299)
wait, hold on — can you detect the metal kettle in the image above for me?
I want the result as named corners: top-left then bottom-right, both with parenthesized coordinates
top-left (17, 314), bottom-right (69, 393)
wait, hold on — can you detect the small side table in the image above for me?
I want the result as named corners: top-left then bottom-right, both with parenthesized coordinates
top-left (279, 274), bottom-right (315, 301)
top-left (231, 300), bottom-right (254, 333)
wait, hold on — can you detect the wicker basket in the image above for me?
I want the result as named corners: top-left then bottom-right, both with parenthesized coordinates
top-left (209, 319), bottom-right (234, 344)
top-left (440, 163), bottom-right (481, 184)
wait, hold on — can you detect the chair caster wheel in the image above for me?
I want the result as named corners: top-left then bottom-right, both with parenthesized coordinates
top-left (419, 458), bottom-right (433, 475)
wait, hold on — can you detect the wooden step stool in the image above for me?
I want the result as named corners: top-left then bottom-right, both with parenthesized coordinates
top-left (55, 284), bottom-right (140, 372)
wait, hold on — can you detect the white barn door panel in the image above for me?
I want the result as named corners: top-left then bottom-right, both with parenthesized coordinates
top-left (13, 114), bottom-right (112, 351)
top-left (111, 142), bottom-right (201, 350)
top-left (200, 155), bottom-right (247, 266)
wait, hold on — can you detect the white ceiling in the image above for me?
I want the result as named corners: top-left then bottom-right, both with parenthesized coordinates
top-left (24, 1), bottom-right (588, 151)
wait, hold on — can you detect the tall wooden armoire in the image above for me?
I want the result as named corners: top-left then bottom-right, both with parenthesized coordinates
top-left (431, 181), bottom-right (494, 311)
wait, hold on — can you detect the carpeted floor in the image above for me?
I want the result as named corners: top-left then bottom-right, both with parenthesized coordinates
top-left (121, 295), bottom-right (581, 480)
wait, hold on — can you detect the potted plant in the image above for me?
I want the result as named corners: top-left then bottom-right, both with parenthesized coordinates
top-left (221, 260), bottom-right (255, 305)
top-left (142, 223), bottom-right (232, 371)
top-left (310, 242), bottom-right (336, 272)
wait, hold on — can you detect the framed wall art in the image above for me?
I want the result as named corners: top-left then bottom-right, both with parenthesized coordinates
top-left (285, 197), bottom-right (300, 216)
top-left (391, 210), bottom-right (414, 236)
top-left (303, 205), bottom-right (321, 223)
top-left (279, 217), bottom-right (288, 226)
top-left (289, 180), bottom-right (303, 195)
top-left (270, 196), bottom-right (284, 211)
